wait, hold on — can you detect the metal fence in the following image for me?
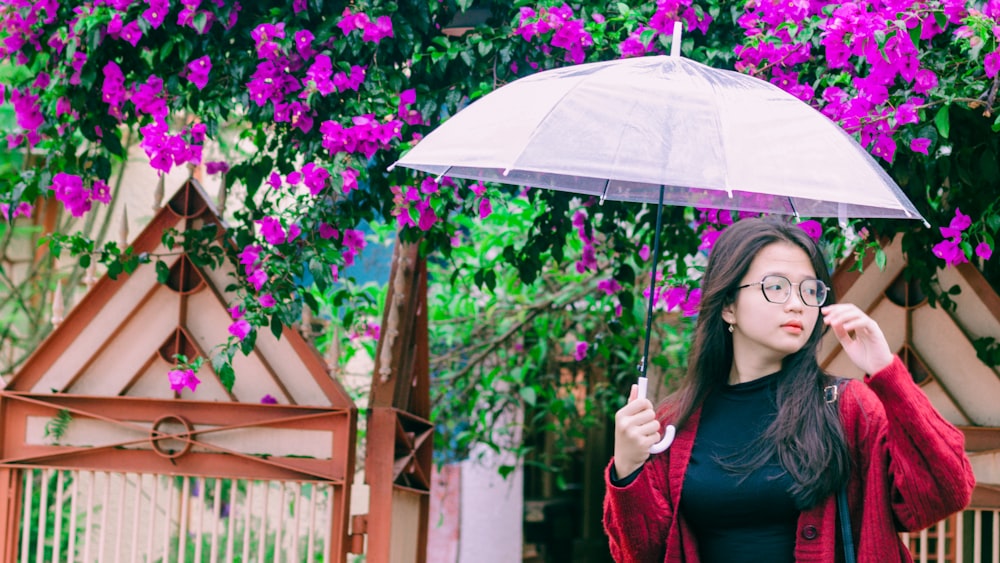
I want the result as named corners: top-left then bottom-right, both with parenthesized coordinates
top-left (18, 468), bottom-right (337, 563)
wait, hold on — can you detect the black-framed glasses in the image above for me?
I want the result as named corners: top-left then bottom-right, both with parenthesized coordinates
top-left (737, 275), bottom-right (828, 307)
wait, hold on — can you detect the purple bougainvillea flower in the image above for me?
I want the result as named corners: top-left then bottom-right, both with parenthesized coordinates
top-left (932, 238), bottom-right (967, 267)
top-left (598, 279), bottom-right (622, 295)
top-left (341, 167), bottom-right (359, 195)
top-left (186, 55), bottom-right (212, 90)
top-left (228, 318), bottom-right (251, 340)
top-left (286, 223), bottom-right (302, 242)
top-left (168, 368), bottom-right (201, 393)
top-left (206, 161), bottom-right (229, 174)
top-left (301, 162), bottom-right (330, 195)
top-left (239, 245), bottom-right (261, 273)
top-left (260, 393), bottom-right (278, 404)
top-left (796, 220), bottom-right (822, 242)
top-left (416, 198), bottom-right (439, 231)
top-left (258, 293), bottom-right (276, 308)
top-left (247, 268), bottom-right (268, 291)
top-left (318, 223), bottom-right (338, 240)
top-left (976, 242), bottom-right (994, 261)
top-left (267, 171), bottom-right (282, 190)
top-left (639, 244), bottom-right (650, 261)
top-left (910, 138), bottom-right (931, 155)
top-left (142, 0), bottom-right (169, 29)
top-left (90, 180), bottom-right (111, 204)
top-left (257, 216), bottom-right (286, 245)
top-left (120, 20), bottom-right (143, 47)
top-left (330, 263), bottom-right (339, 282)
top-left (52, 173), bottom-right (91, 217)
top-left (574, 341), bottom-right (589, 361)
top-left (294, 29), bottom-right (314, 58)
top-left (950, 208), bottom-right (972, 231)
top-left (478, 197), bottom-right (492, 219)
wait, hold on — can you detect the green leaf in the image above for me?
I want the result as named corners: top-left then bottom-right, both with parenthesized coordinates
top-left (934, 104), bottom-right (950, 139)
top-left (874, 247), bottom-right (887, 271)
top-left (270, 313), bottom-right (284, 340)
top-left (520, 386), bottom-right (537, 407)
top-left (155, 260), bottom-right (170, 284)
top-left (218, 363), bottom-right (235, 392)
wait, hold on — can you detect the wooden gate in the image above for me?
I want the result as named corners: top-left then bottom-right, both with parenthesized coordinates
top-left (0, 181), bottom-right (371, 561)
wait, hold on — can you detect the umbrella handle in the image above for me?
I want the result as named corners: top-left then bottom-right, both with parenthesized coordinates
top-left (637, 376), bottom-right (676, 454)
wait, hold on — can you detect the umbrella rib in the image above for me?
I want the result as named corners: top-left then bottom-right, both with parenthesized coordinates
top-left (788, 197), bottom-right (798, 217)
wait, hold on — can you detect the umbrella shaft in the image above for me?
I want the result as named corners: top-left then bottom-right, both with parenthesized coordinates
top-left (640, 186), bottom-right (666, 379)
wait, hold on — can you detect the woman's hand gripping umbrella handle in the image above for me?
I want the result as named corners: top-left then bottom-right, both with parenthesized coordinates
top-left (637, 377), bottom-right (675, 454)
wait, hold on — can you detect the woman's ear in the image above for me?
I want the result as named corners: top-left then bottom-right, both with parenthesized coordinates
top-left (721, 302), bottom-right (735, 325)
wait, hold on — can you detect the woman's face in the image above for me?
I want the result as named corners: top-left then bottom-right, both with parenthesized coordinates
top-left (722, 241), bottom-right (821, 376)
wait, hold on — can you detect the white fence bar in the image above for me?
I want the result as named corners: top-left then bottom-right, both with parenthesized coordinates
top-left (68, 471), bottom-right (79, 562)
top-left (194, 477), bottom-right (205, 563)
top-left (919, 527), bottom-right (928, 563)
top-left (975, 509), bottom-right (983, 563)
top-left (178, 475), bottom-right (191, 559)
top-left (130, 474), bottom-right (142, 563)
top-left (98, 472), bottom-right (110, 563)
top-left (226, 480), bottom-right (237, 563)
top-left (258, 481), bottom-right (269, 563)
top-left (83, 471), bottom-right (95, 562)
top-left (210, 478), bottom-right (223, 563)
top-left (990, 510), bottom-right (1000, 563)
top-left (242, 481), bottom-right (253, 563)
top-left (936, 519), bottom-right (945, 562)
top-left (21, 470), bottom-right (33, 563)
top-left (53, 470), bottom-right (65, 563)
top-left (36, 468), bottom-right (50, 563)
top-left (957, 509), bottom-right (964, 563)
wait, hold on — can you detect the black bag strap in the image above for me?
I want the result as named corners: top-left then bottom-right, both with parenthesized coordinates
top-left (829, 378), bottom-right (856, 563)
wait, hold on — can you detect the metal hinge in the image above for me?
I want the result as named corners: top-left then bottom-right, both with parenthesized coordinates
top-left (348, 514), bottom-right (368, 554)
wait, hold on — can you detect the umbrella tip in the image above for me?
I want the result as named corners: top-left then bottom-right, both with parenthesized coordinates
top-left (386, 162), bottom-right (397, 172)
top-left (502, 167), bottom-right (511, 177)
top-left (670, 21), bottom-right (682, 58)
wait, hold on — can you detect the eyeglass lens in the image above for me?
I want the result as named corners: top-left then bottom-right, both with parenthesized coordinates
top-left (761, 275), bottom-right (827, 306)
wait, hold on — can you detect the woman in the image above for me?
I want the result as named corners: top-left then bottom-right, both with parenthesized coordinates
top-left (604, 218), bottom-right (975, 562)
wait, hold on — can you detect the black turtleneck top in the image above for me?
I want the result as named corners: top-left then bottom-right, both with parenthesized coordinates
top-left (678, 371), bottom-right (799, 563)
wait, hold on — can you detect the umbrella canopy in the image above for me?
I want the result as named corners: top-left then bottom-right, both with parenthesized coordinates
top-left (394, 54), bottom-right (924, 223)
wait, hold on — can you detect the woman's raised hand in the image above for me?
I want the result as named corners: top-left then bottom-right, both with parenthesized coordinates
top-left (613, 384), bottom-right (662, 479)
top-left (822, 303), bottom-right (894, 376)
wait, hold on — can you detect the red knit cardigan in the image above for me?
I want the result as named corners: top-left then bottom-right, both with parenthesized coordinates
top-left (603, 356), bottom-right (976, 563)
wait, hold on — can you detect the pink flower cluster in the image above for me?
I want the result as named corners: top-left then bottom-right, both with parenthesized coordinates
top-left (336, 8), bottom-right (394, 43)
top-left (515, 5), bottom-right (594, 64)
top-left (619, 0), bottom-right (713, 58)
top-left (933, 208), bottom-right (993, 267)
top-left (391, 177), bottom-right (443, 231)
top-left (0, 202), bottom-right (32, 220)
top-left (468, 181), bottom-right (492, 220)
top-left (245, 10), bottom-right (392, 136)
top-left (735, 0), bottom-right (967, 163)
top-left (6, 87), bottom-right (43, 148)
top-left (265, 162), bottom-right (330, 195)
top-left (228, 304), bottom-right (251, 341)
top-left (168, 368), bottom-right (201, 393)
top-left (646, 283), bottom-right (700, 317)
top-left (256, 216), bottom-right (303, 246)
top-left (139, 119), bottom-right (205, 174)
top-left (320, 114), bottom-right (404, 159)
top-left (50, 173), bottom-right (111, 217)
top-left (573, 209), bottom-right (598, 272)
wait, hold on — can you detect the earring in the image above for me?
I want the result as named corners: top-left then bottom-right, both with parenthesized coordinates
top-left (728, 324), bottom-right (734, 333)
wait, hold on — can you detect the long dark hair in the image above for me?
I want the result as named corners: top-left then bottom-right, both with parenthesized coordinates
top-left (661, 217), bottom-right (850, 509)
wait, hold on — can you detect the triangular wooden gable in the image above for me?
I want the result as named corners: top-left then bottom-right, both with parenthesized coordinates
top-left (821, 235), bottom-right (1000, 507)
top-left (0, 180), bottom-right (356, 488)
top-left (7, 179), bottom-right (351, 409)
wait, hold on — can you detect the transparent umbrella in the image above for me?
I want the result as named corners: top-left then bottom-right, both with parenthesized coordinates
top-left (392, 25), bottom-right (925, 452)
